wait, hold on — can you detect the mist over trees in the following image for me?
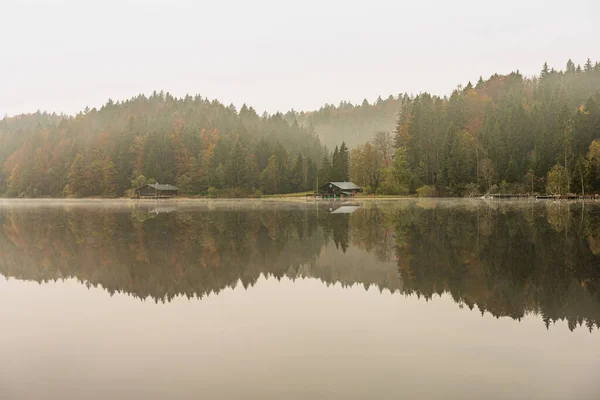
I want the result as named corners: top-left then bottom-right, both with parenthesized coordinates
top-left (286, 96), bottom-right (402, 149)
top-left (0, 92), bottom-right (321, 197)
top-left (1, 59), bottom-right (599, 198)
top-left (349, 59), bottom-right (600, 195)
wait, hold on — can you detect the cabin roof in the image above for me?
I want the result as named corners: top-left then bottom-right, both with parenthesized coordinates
top-left (146, 183), bottom-right (179, 191)
top-left (320, 182), bottom-right (361, 190)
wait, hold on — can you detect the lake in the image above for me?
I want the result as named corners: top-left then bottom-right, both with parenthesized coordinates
top-left (0, 199), bottom-right (599, 399)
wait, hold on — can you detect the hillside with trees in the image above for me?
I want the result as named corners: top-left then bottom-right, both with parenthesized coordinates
top-left (349, 59), bottom-right (600, 196)
top-left (0, 93), bottom-right (321, 197)
top-left (1, 59), bottom-right (600, 198)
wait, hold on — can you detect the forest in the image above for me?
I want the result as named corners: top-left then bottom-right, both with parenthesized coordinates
top-left (348, 59), bottom-right (600, 196)
top-left (0, 94), bottom-right (321, 197)
top-left (1, 58), bottom-right (599, 198)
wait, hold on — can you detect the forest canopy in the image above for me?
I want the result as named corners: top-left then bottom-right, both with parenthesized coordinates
top-left (345, 58), bottom-right (600, 196)
top-left (0, 93), bottom-right (321, 197)
top-left (1, 59), bottom-right (600, 198)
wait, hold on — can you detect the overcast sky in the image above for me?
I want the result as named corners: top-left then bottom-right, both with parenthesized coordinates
top-left (1, 0), bottom-right (598, 117)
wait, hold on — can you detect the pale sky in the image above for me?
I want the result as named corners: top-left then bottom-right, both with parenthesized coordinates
top-left (1, 0), bottom-right (598, 117)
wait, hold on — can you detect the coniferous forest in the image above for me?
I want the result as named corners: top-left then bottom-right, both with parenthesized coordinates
top-left (1, 59), bottom-right (600, 198)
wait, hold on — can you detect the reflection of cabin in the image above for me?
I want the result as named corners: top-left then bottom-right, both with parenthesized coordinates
top-left (136, 183), bottom-right (179, 199)
top-left (319, 182), bottom-right (361, 198)
top-left (135, 203), bottom-right (178, 214)
top-left (330, 205), bottom-right (360, 214)
top-left (319, 201), bottom-right (360, 214)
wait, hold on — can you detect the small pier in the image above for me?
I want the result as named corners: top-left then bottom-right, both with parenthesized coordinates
top-left (481, 194), bottom-right (600, 201)
top-left (484, 194), bottom-right (530, 199)
top-left (536, 194), bottom-right (600, 200)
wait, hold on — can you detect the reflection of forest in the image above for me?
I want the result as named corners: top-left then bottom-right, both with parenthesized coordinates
top-left (0, 200), bottom-right (599, 331)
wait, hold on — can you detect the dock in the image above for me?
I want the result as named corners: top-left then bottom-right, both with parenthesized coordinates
top-left (484, 194), bottom-right (530, 199)
top-left (481, 194), bottom-right (600, 201)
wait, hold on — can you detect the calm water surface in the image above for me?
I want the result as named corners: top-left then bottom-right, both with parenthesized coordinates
top-left (0, 199), bottom-right (599, 399)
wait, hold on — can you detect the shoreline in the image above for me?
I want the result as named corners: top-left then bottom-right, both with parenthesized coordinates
top-left (1, 195), bottom-right (596, 202)
top-left (0, 196), bottom-right (414, 202)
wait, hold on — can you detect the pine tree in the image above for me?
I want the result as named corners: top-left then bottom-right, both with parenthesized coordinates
top-left (540, 62), bottom-right (550, 79)
top-left (225, 138), bottom-right (251, 190)
top-left (259, 155), bottom-right (280, 194)
top-left (305, 157), bottom-right (317, 191)
top-left (331, 146), bottom-right (341, 181)
top-left (340, 142), bottom-right (350, 180)
top-left (318, 147), bottom-right (332, 185)
top-left (291, 154), bottom-right (304, 192)
top-left (476, 76), bottom-right (485, 89)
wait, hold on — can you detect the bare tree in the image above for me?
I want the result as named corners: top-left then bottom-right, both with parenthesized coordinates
top-left (479, 158), bottom-right (495, 193)
top-left (372, 131), bottom-right (393, 168)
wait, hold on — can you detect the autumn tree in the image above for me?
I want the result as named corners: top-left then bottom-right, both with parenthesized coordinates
top-left (479, 158), bottom-right (495, 193)
top-left (103, 160), bottom-right (118, 197)
top-left (350, 142), bottom-right (382, 193)
top-left (546, 164), bottom-right (569, 195)
top-left (373, 131), bottom-right (393, 167)
top-left (65, 153), bottom-right (88, 197)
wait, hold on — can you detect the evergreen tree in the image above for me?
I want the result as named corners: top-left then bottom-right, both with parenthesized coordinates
top-left (259, 155), bottom-right (280, 194)
top-left (476, 76), bottom-right (485, 89)
top-left (331, 146), bottom-right (342, 181)
top-left (225, 138), bottom-right (251, 190)
top-left (340, 142), bottom-right (350, 181)
top-left (290, 153), bottom-right (304, 193)
top-left (305, 157), bottom-right (317, 191)
top-left (318, 147), bottom-right (332, 186)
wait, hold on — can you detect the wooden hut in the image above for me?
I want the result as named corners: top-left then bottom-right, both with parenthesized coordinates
top-left (136, 183), bottom-right (179, 199)
top-left (319, 182), bottom-right (361, 199)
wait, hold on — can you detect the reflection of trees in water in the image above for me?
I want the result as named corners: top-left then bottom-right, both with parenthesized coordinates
top-left (350, 205), bottom-right (396, 262)
top-left (392, 201), bottom-right (600, 331)
top-left (318, 211), bottom-right (350, 252)
top-left (0, 201), bottom-right (599, 331)
top-left (0, 205), bottom-right (329, 302)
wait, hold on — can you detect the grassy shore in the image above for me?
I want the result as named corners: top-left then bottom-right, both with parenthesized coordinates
top-left (0, 192), bottom-right (416, 201)
top-left (262, 192), bottom-right (415, 200)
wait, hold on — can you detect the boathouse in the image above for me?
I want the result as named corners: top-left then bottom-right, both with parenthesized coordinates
top-left (136, 183), bottom-right (179, 199)
top-left (319, 182), bottom-right (361, 198)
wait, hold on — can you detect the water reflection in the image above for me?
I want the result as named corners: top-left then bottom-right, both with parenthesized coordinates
top-left (0, 199), bottom-right (599, 331)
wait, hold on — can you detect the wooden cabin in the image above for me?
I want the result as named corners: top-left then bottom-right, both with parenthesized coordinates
top-left (136, 183), bottom-right (179, 199)
top-left (319, 182), bottom-right (361, 199)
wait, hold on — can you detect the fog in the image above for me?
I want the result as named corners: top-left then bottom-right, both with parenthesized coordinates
top-left (1, 0), bottom-right (598, 116)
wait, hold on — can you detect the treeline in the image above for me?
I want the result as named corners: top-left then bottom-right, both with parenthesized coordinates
top-left (349, 59), bottom-right (600, 196)
top-left (0, 92), bottom-right (322, 197)
top-left (2, 59), bottom-right (600, 198)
